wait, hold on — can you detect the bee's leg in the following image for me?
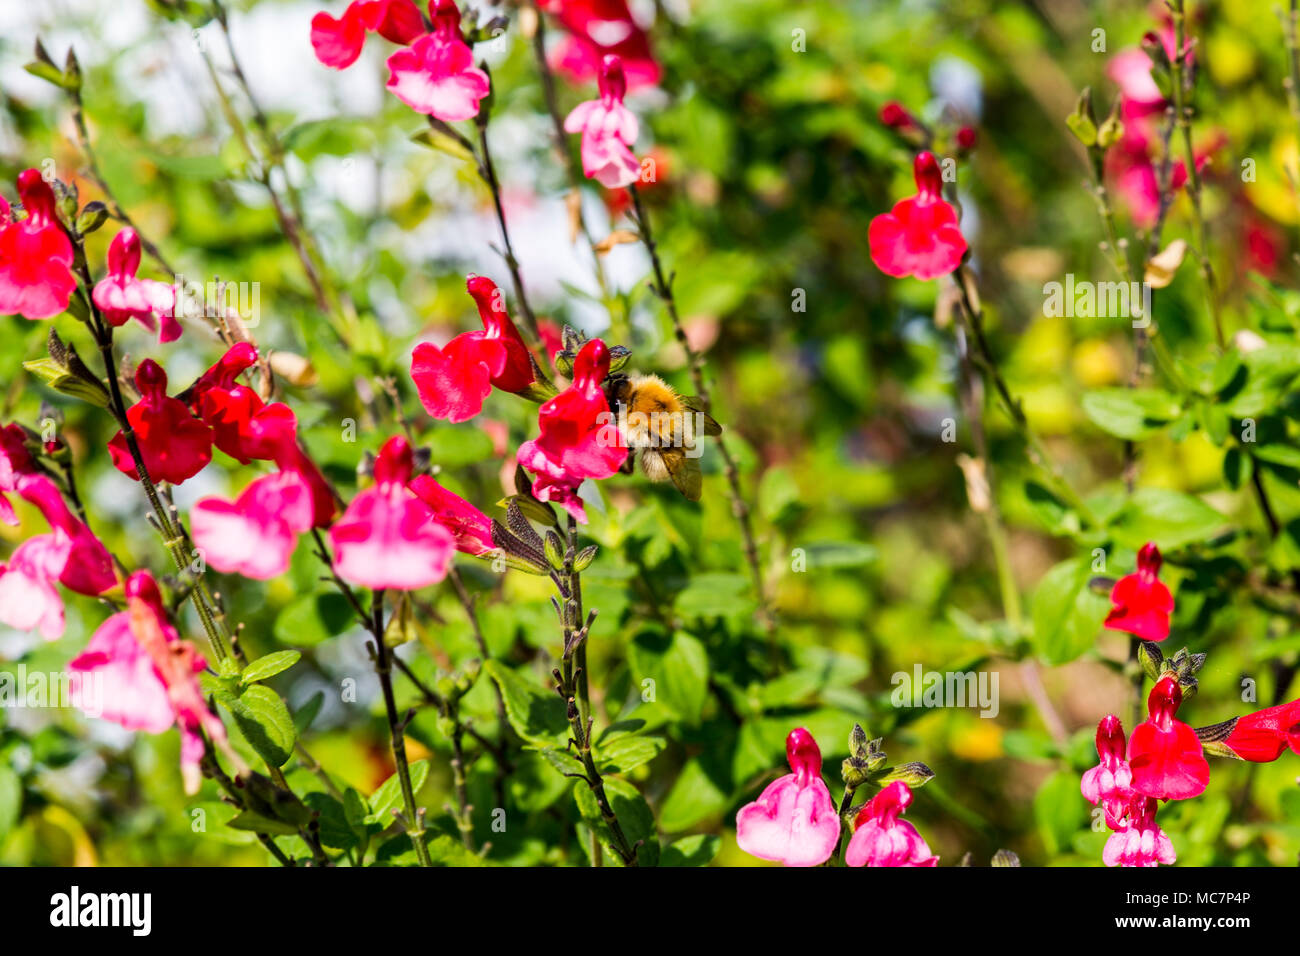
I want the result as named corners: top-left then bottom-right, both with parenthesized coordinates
top-left (620, 454), bottom-right (636, 475)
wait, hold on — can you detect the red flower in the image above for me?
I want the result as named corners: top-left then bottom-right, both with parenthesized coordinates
top-left (190, 344), bottom-right (297, 464)
top-left (868, 151), bottom-right (967, 280)
top-left (879, 101), bottom-right (917, 131)
top-left (411, 275), bottom-right (536, 423)
top-left (540, 0), bottom-right (660, 91)
top-left (409, 473), bottom-right (494, 556)
top-left (466, 275), bottom-right (535, 393)
top-left (0, 169), bottom-right (76, 320)
top-left (191, 471), bottom-right (315, 581)
top-left (1081, 714), bottom-right (1134, 829)
top-left (92, 229), bottom-right (180, 343)
top-left (1105, 542), bottom-right (1173, 642)
top-left (108, 360), bottom-right (213, 486)
top-left (565, 54), bottom-right (642, 189)
top-left (516, 339), bottom-right (626, 522)
top-left (1128, 675), bottom-right (1209, 801)
top-left (1219, 699), bottom-right (1300, 762)
top-left (0, 423), bottom-right (36, 525)
top-left (311, 0), bottom-right (423, 69)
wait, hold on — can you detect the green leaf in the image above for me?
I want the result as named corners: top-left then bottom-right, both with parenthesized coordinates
top-left (1113, 488), bottom-right (1226, 550)
top-left (483, 659), bottom-right (570, 748)
top-left (1033, 770), bottom-right (1089, 856)
top-left (229, 684), bottom-right (297, 768)
top-left (596, 733), bottom-right (667, 774)
top-left (660, 833), bottom-right (720, 867)
top-left (1031, 558), bottom-right (1107, 665)
top-left (674, 574), bottom-right (754, 619)
top-left (797, 540), bottom-right (878, 569)
top-left (293, 691), bottom-right (325, 734)
top-left (658, 758), bottom-right (729, 832)
top-left (304, 792), bottom-right (359, 850)
top-left (1081, 388), bottom-right (1181, 440)
top-left (367, 760), bottom-right (430, 826)
top-left (226, 809), bottom-right (299, 836)
top-left (1222, 345), bottom-right (1300, 417)
top-left (628, 630), bottom-right (709, 725)
top-left (274, 592), bottom-right (355, 647)
top-left (240, 650), bottom-right (301, 685)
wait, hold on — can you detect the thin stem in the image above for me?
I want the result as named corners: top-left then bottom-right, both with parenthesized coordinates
top-left (1169, 0), bottom-right (1224, 349)
top-left (628, 183), bottom-right (774, 637)
top-left (553, 518), bottom-right (638, 866)
top-left (369, 590), bottom-right (433, 867)
top-left (951, 263), bottom-right (1097, 527)
top-left (472, 116), bottom-right (542, 347)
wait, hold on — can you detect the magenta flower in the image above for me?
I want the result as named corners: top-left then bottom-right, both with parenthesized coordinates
top-left (385, 0), bottom-right (490, 122)
top-left (70, 571), bottom-right (239, 793)
top-left (845, 780), bottom-right (938, 867)
top-left (516, 339), bottom-right (626, 523)
top-left (1080, 715), bottom-right (1134, 829)
top-left (564, 55), bottom-right (641, 189)
top-left (1103, 796), bottom-right (1176, 867)
top-left (0, 169), bottom-right (76, 320)
top-left (868, 151), bottom-right (968, 280)
top-left (191, 470), bottom-right (315, 580)
top-left (409, 474), bottom-right (494, 556)
top-left (92, 228), bottom-right (180, 343)
top-left (735, 728), bottom-right (841, 867)
top-left (329, 436), bottom-right (455, 590)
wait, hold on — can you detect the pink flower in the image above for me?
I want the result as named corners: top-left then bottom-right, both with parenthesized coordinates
top-left (1105, 542), bottom-right (1174, 642)
top-left (517, 339), bottom-right (625, 482)
top-left (845, 781), bottom-right (939, 867)
top-left (385, 1), bottom-right (490, 122)
top-left (410, 275), bottom-right (537, 423)
top-left (868, 151), bottom-right (968, 280)
top-left (735, 728), bottom-right (841, 867)
top-left (1128, 675), bottom-right (1210, 801)
top-left (408, 474), bottom-right (494, 555)
top-left (92, 228), bottom-right (181, 343)
top-left (0, 534), bottom-right (69, 640)
top-left (191, 471), bottom-right (315, 580)
top-left (70, 571), bottom-right (240, 793)
top-left (330, 436), bottom-right (455, 590)
top-left (17, 474), bottom-right (117, 597)
top-left (1103, 796), bottom-right (1176, 867)
top-left (564, 55), bottom-right (641, 189)
top-left (108, 360), bottom-right (214, 486)
top-left (0, 169), bottom-right (76, 320)
top-left (1080, 715), bottom-right (1134, 829)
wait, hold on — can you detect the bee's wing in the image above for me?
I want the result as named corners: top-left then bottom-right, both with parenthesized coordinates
top-left (679, 396), bottom-right (722, 437)
top-left (663, 451), bottom-right (703, 501)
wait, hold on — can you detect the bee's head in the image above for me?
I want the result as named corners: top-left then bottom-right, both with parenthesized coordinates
top-left (605, 372), bottom-right (631, 410)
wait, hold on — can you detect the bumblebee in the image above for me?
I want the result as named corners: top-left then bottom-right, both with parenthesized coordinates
top-left (605, 373), bottom-right (722, 501)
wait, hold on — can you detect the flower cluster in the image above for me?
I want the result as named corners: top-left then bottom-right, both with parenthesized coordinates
top-left (734, 726), bottom-right (940, 867)
top-left (312, 0), bottom-right (491, 122)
